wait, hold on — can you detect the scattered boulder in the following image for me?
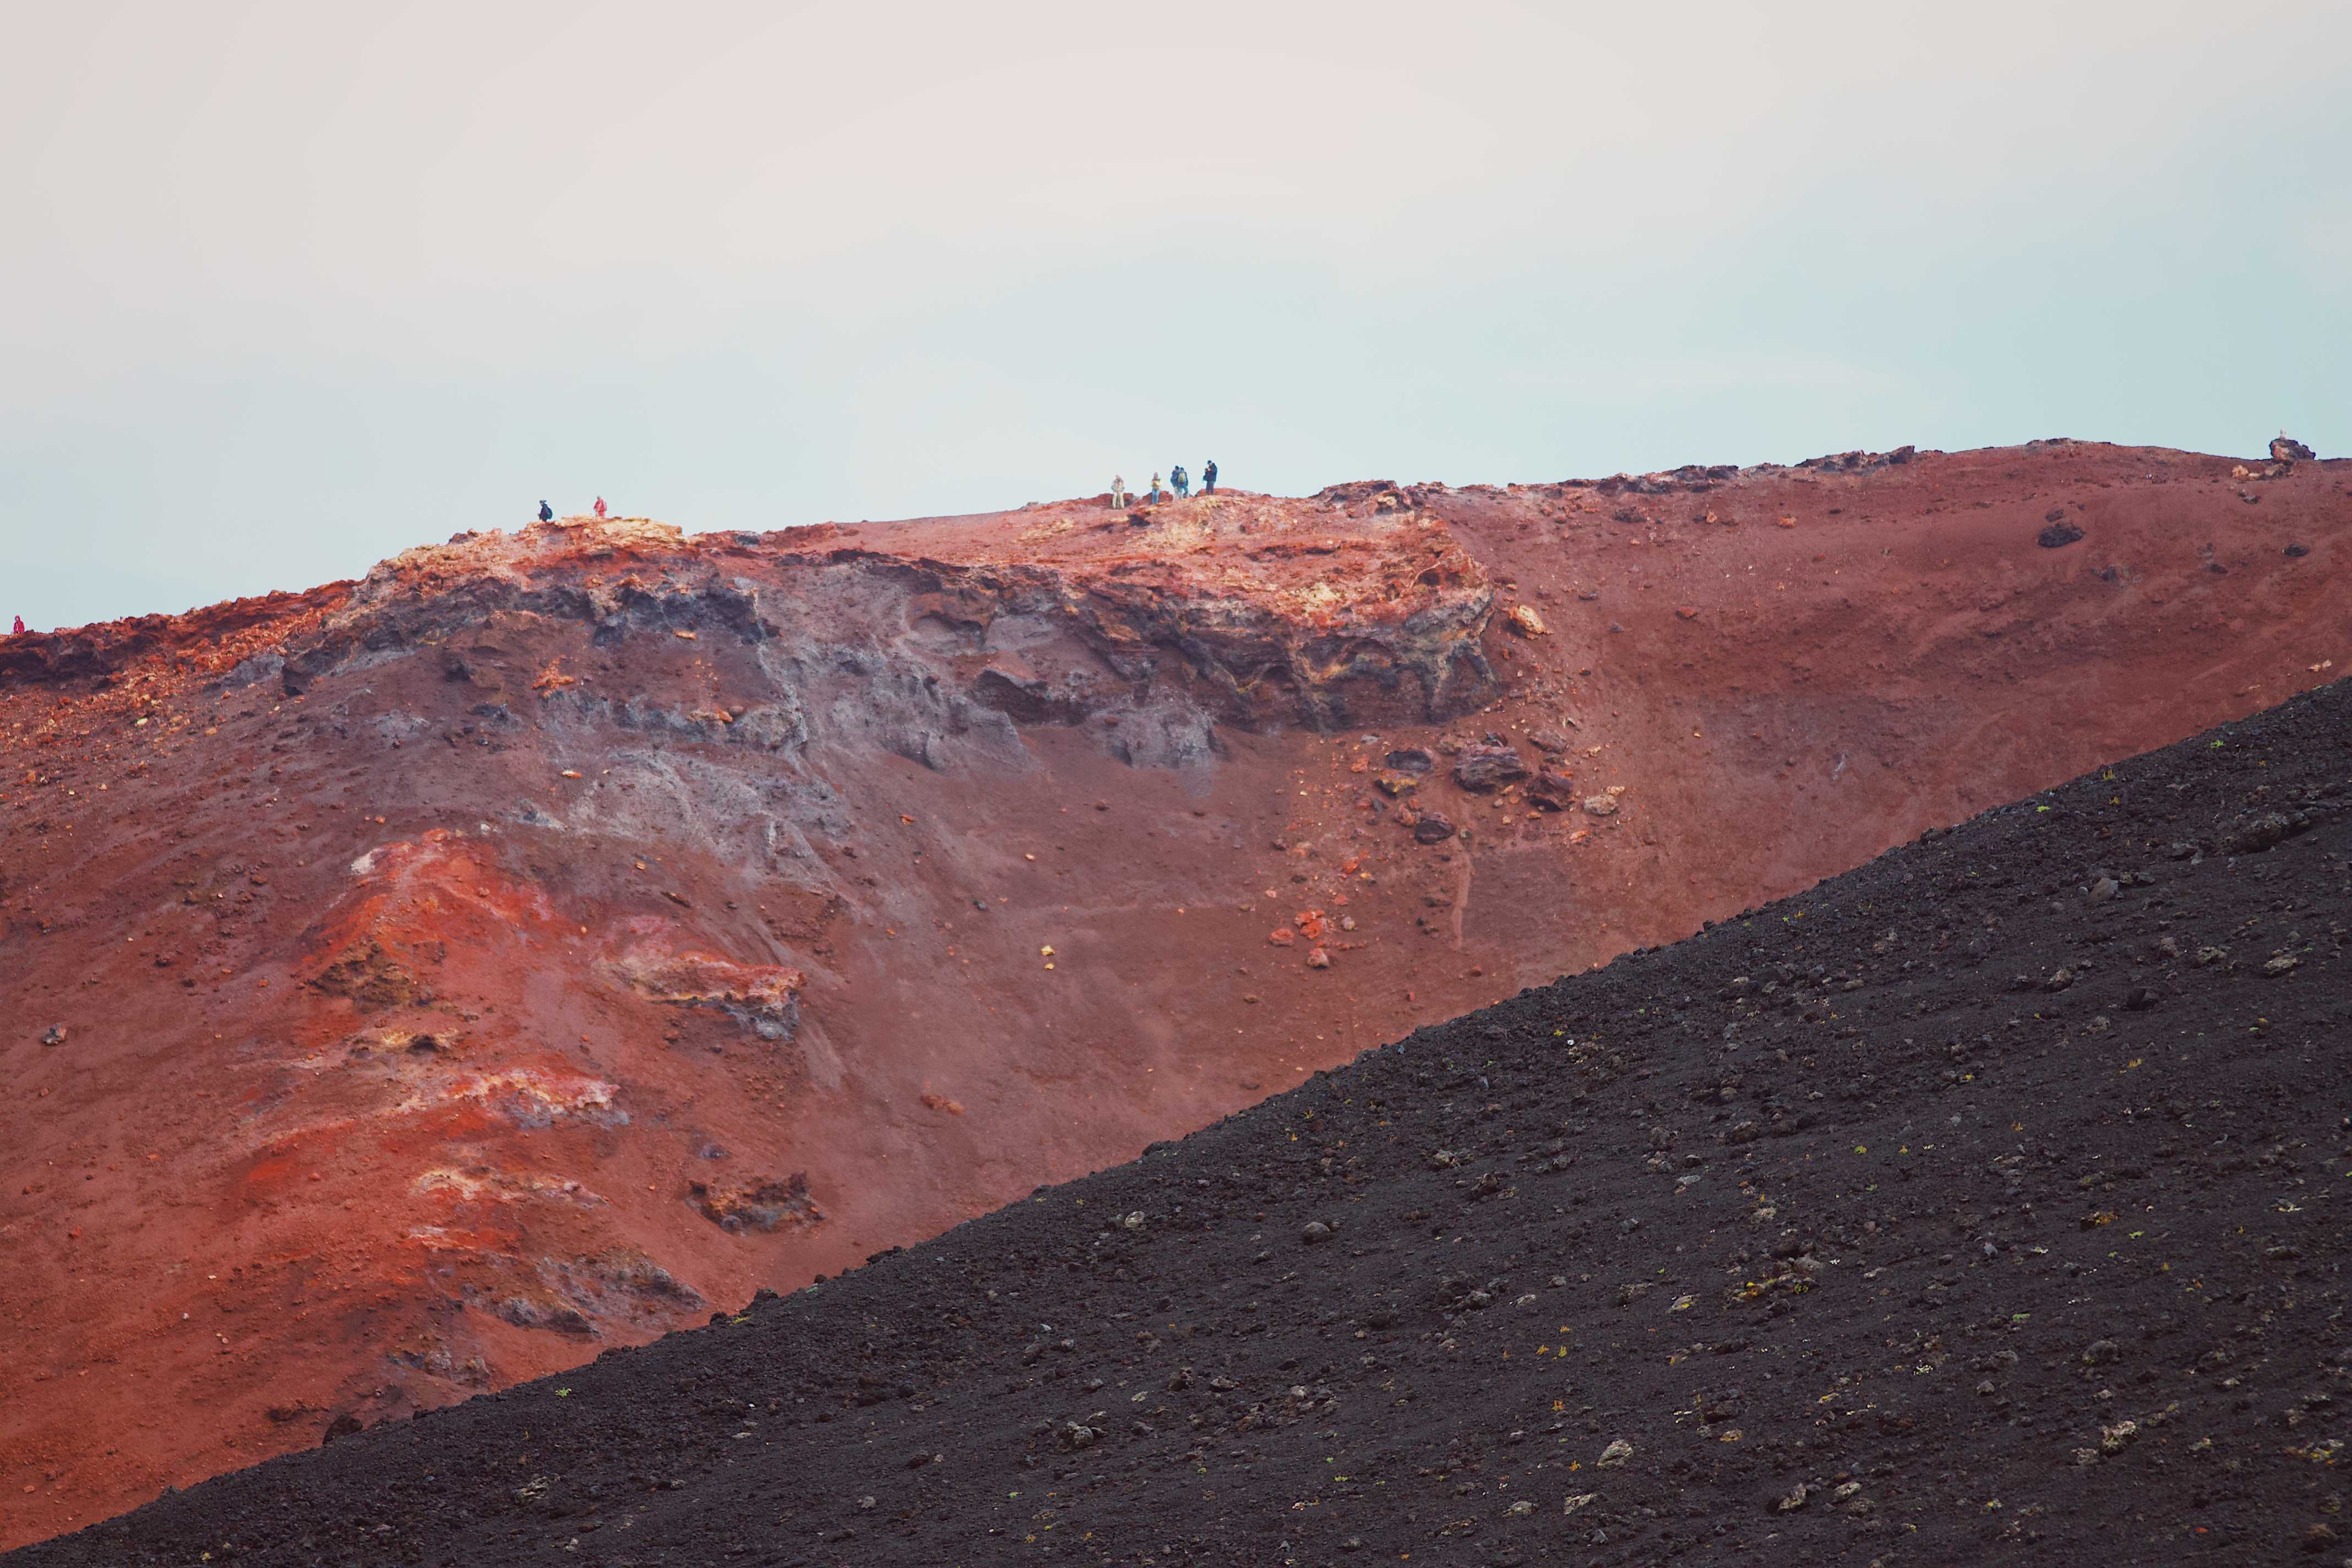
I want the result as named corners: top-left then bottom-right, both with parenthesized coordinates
top-left (608, 947), bottom-right (807, 1042)
top-left (1597, 1438), bottom-right (1634, 1468)
top-left (2271, 434), bottom-right (2315, 462)
top-left (40, 1023), bottom-right (66, 1047)
top-left (1505, 605), bottom-right (1547, 638)
top-left (1385, 748), bottom-right (1435, 775)
top-left (2038, 521), bottom-right (2085, 549)
top-left (689, 1173), bottom-right (823, 1233)
top-left (1374, 772), bottom-right (1418, 798)
top-left (1453, 744), bottom-right (1529, 792)
top-left (1527, 729), bottom-right (1571, 754)
top-left (1413, 815), bottom-right (1457, 844)
top-left (1582, 794), bottom-right (1620, 818)
top-left (2221, 810), bottom-right (2302, 854)
top-left (311, 939), bottom-right (427, 1011)
top-left (496, 1297), bottom-right (596, 1337)
top-left (1524, 771), bottom-right (1577, 812)
top-left (1302, 1220), bottom-right (1333, 1246)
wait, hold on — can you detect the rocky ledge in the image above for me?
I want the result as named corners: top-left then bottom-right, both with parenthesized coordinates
top-left (228, 495), bottom-right (1498, 731)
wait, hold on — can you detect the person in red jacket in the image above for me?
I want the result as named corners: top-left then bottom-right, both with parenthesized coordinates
top-left (10, 616), bottom-right (22, 635)
top-left (594, 496), bottom-right (608, 518)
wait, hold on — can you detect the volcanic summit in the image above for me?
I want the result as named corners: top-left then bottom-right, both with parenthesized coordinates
top-left (0, 439), bottom-right (2344, 1548)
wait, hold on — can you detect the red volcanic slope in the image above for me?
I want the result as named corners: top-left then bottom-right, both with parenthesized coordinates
top-left (1, 439), bottom-right (2345, 1547)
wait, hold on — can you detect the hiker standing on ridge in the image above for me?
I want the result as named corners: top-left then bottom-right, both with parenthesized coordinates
top-left (1109, 476), bottom-right (1128, 510)
top-left (9, 616), bottom-right (22, 636)
top-left (1172, 464), bottom-right (1189, 498)
top-left (538, 499), bottom-right (554, 522)
top-left (593, 496), bottom-right (608, 519)
top-left (1202, 459), bottom-right (1218, 494)
top-left (1149, 472), bottom-right (1164, 503)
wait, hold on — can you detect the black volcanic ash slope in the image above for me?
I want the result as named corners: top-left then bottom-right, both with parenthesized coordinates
top-left (13, 684), bottom-right (2351, 1567)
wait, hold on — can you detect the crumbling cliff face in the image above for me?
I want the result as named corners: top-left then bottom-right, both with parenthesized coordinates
top-left (279, 496), bottom-right (1495, 733)
top-left (1, 442), bottom-right (2344, 1547)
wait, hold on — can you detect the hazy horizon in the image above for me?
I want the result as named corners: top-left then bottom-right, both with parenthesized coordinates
top-left (5, 1), bottom-right (2346, 630)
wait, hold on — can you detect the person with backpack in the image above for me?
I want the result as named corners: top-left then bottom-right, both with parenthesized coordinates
top-left (1171, 464), bottom-right (1189, 498)
top-left (593, 496), bottom-right (608, 519)
top-left (1109, 476), bottom-right (1129, 510)
top-left (1202, 459), bottom-right (1218, 494)
top-left (538, 499), bottom-right (554, 522)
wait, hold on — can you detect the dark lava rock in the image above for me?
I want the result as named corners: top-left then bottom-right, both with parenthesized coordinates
top-left (1452, 744), bottom-right (1529, 792)
top-left (1523, 771), bottom-right (1577, 812)
top-left (1527, 729), bottom-right (1571, 754)
top-left (2284, 542), bottom-right (2310, 558)
top-left (1385, 748), bottom-right (1434, 774)
top-left (2038, 521), bottom-right (2086, 548)
top-left (2271, 434), bottom-right (2315, 462)
top-left (2222, 810), bottom-right (2302, 854)
top-left (1412, 814), bottom-right (1457, 844)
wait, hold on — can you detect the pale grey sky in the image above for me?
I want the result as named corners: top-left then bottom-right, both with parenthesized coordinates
top-left (3, 1), bottom-right (2345, 630)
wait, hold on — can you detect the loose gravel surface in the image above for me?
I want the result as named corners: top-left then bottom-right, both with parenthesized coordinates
top-left (12, 680), bottom-right (2350, 1565)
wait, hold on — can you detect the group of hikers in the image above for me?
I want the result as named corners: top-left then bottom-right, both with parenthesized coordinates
top-left (1108, 460), bottom-right (1217, 510)
top-left (536, 497), bottom-right (610, 522)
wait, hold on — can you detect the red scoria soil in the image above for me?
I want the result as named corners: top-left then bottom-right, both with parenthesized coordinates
top-left (0, 440), bottom-right (2345, 1548)
top-left (10, 629), bottom-right (2349, 1568)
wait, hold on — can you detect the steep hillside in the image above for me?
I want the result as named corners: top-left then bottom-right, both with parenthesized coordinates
top-left (13, 627), bottom-right (2348, 1567)
top-left (1, 440), bottom-right (2345, 1546)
